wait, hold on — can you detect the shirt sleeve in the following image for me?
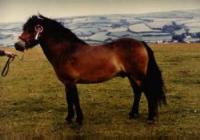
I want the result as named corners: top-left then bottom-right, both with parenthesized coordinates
top-left (0, 50), bottom-right (5, 56)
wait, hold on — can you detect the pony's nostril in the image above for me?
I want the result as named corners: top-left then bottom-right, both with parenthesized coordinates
top-left (14, 42), bottom-right (25, 52)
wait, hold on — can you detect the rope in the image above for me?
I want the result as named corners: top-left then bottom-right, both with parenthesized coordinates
top-left (1, 57), bottom-right (15, 77)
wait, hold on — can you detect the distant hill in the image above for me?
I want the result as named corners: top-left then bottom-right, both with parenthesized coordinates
top-left (0, 9), bottom-right (200, 47)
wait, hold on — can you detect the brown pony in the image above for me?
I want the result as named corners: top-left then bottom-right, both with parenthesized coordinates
top-left (15, 15), bottom-right (166, 125)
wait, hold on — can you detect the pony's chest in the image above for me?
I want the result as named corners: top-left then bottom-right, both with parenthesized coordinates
top-left (54, 62), bottom-right (80, 83)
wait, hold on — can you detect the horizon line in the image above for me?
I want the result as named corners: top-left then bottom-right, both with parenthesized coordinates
top-left (0, 8), bottom-right (199, 24)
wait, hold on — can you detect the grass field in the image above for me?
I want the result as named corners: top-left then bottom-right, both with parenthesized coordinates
top-left (0, 43), bottom-right (200, 139)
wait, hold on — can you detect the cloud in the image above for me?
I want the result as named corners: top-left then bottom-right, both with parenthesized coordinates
top-left (0, 0), bottom-right (199, 23)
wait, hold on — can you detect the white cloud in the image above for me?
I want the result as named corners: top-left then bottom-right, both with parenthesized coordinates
top-left (0, 0), bottom-right (199, 23)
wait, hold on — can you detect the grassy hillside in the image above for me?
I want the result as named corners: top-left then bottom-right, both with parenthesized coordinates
top-left (0, 43), bottom-right (200, 139)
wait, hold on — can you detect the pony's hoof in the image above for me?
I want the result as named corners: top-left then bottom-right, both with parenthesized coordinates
top-left (66, 119), bottom-right (73, 124)
top-left (129, 112), bottom-right (139, 119)
top-left (147, 120), bottom-right (155, 124)
top-left (65, 117), bottom-right (73, 124)
top-left (147, 118), bottom-right (156, 124)
top-left (76, 120), bottom-right (83, 125)
top-left (76, 118), bottom-right (83, 125)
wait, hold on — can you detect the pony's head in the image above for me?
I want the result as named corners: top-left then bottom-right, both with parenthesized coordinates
top-left (15, 14), bottom-right (86, 52)
top-left (15, 15), bottom-right (45, 51)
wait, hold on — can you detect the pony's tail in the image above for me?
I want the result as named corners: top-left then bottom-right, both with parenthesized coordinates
top-left (143, 42), bottom-right (167, 106)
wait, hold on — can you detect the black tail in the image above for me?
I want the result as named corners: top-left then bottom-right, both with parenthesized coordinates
top-left (143, 42), bottom-right (167, 106)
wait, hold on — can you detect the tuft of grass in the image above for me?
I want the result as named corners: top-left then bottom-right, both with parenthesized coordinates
top-left (0, 43), bottom-right (200, 138)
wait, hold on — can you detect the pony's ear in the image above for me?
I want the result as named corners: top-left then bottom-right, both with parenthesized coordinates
top-left (35, 24), bottom-right (43, 33)
top-left (38, 14), bottom-right (47, 20)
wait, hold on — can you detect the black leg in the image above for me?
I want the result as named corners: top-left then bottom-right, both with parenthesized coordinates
top-left (128, 78), bottom-right (142, 119)
top-left (144, 91), bottom-right (158, 123)
top-left (72, 86), bottom-right (83, 125)
top-left (65, 84), bottom-right (83, 125)
top-left (65, 85), bottom-right (75, 123)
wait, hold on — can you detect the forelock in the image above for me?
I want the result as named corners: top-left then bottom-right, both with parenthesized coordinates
top-left (23, 15), bottom-right (41, 31)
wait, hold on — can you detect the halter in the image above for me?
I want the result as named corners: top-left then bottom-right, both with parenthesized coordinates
top-left (35, 31), bottom-right (40, 40)
top-left (34, 25), bottom-right (43, 40)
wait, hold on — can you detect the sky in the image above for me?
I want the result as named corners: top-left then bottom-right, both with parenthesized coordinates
top-left (0, 0), bottom-right (200, 23)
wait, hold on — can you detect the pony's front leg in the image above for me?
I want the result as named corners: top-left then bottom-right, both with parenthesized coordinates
top-left (65, 84), bottom-right (83, 125)
top-left (65, 85), bottom-right (75, 124)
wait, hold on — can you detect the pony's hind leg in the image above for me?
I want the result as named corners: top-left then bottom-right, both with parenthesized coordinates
top-left (65, 84), bottom-right (83, 125)
top-left (128, 78), bottom-right (143, 119)
top-left (143, 90), bottom-right (158, 123)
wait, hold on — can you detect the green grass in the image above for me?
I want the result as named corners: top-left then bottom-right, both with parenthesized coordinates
top-left (0, 43), bottom-right (200, 139)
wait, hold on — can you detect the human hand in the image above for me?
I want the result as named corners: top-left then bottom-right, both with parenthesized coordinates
top-left (4, 51), bottom-right (16, 58)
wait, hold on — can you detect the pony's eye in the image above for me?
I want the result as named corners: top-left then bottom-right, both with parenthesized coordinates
top-left (27, 29), bottom-right (33, 33)
top-left (23, 27), bottom-right (32, 33)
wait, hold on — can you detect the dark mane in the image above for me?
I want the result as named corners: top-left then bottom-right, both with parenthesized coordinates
top-left (23, 15), bottom-right (87, 44)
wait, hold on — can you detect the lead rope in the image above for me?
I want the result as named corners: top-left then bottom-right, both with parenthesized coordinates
top-left (1, 56), bottom-right (15, 77)
top-left (19, 51), bottom-right (25, 61)
top-left (1, 50), bottom-right (25, 77)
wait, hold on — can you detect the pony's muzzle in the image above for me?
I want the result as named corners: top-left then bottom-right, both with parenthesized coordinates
top-left (14, 40), bottom-right (26, 52)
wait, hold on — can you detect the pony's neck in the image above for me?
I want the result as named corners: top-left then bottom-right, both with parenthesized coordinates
top-left (38, 24), bottom-right (87, 65)
top-left (39, 35), bottom-right (86, 66)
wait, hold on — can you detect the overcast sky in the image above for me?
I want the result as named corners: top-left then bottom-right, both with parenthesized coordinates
top-left (0, 0), bottom-right (200, 23)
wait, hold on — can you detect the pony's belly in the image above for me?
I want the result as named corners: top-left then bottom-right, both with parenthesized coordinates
top-left (59, 54), bottom-right (125, 84)
top-left (56, 65), bottom-right (117, 84)
top-left (77, 65), bottom-right (121, 83)
top-left (78, 73), bottom-right (116, 83)
top-left (77, 69), bottom-right (116, 83)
